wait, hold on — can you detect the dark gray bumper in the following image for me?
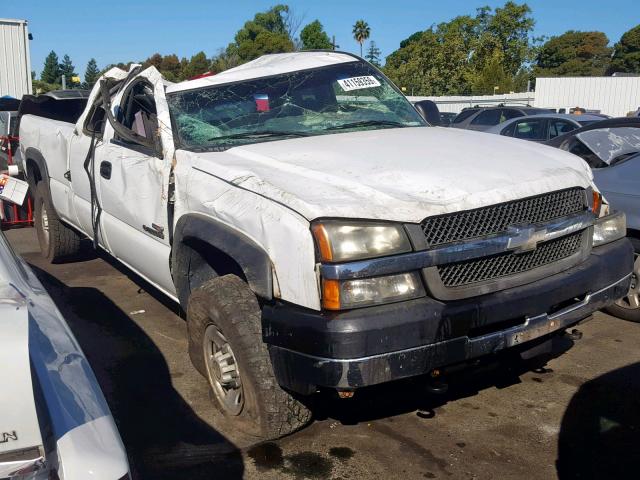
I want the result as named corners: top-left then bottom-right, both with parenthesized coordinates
top-left (269, 273), bottom-right (631, 393)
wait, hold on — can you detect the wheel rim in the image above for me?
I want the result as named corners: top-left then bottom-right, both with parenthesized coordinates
top-left (203, 324), bottom-right (244, 415)
top-left (615, 254), bottom-right (640, 310)
top-left (40, 204), bottom-right (50, 247)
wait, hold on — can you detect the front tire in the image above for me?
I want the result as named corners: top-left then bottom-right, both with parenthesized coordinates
top-left (187, 275), bottom-right (312, 439)
top-left (34, 182), bottom-right (81, 263)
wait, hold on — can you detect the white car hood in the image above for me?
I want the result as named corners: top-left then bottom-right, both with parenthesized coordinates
top-left (190, 126), bottom-right (593, 223)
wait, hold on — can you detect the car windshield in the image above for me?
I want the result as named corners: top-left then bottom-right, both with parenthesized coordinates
top-left (576, 127), bottom-right (640, 164)
top-left (167, 61), bottom-right (426, 150)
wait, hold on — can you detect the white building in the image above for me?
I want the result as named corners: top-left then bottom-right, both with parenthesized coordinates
top-left (534, 76), bottom-right (640, 117)
top-left (0, 18), bottom-right (32, 99)
top-left (410, 76), bottom-right (640, 118)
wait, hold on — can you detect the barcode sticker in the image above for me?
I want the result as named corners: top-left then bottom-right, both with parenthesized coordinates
top-left (337, 76), bottom-right (381, 92)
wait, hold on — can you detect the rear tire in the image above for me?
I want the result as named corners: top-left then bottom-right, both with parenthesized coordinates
top-left (34, 182), bottom-right (81, 263)
top-left (187, 274), bottom-right (312, 439)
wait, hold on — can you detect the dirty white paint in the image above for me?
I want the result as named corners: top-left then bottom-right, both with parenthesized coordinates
top-left (190, 126), bottom-right (593, 223)
top-left (176, 149), bottom-right (320, 309)
top-left (167, 51), bottom-right (356, 94)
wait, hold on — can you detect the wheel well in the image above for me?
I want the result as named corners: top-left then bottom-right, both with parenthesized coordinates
top-left (26, 158), bottom-right (43, 185)
top-left (627, 229), bottom-right (640, 252)
top-left (174, 237), bottom-right (248, 307)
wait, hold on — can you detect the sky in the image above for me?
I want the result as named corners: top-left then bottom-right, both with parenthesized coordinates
top-left (3, 0), bottom-right (639, 78)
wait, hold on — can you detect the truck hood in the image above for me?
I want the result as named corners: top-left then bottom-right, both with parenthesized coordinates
top-left (189, 126), bottom-right (593, 223)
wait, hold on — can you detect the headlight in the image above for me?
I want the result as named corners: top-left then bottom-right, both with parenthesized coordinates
top-left (322, 272), bottom-right (425, 310)
top-left (592, 212), bottom-right (626, 247)
top-left (312, 221), bottom-right (412, 262)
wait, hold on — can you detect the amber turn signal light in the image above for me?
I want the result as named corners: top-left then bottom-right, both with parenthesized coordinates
top-left (312, 224), bottom-right (333, 262)
top-left (322, 279), bottom-right (341, 310)
top-left (592, 191), bottom-right (602, 216)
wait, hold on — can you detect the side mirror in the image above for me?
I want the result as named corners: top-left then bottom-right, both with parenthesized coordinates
top-left (414, 100), bottom-right (441, 126)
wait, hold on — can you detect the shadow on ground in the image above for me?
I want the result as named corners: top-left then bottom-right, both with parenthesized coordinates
top-left (29, 265), bottom-right (244, 480)
top-left (557, 361), bottom-right (640, 480)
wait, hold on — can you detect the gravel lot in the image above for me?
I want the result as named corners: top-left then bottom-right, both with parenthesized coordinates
top-left (6, 227), bottom-right (640, 480)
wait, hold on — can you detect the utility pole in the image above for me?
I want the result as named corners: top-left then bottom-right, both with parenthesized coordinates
top-left (332, 36), bottom-right (339, 51)
top-left (62, 75), bottom-right (66, 90)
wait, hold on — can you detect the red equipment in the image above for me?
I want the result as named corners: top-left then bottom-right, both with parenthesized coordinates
top-left (0, 135), bottom-right (33, 229)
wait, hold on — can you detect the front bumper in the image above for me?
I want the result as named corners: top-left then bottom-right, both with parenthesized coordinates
top-left (264, 239), bottom-right (633, 394)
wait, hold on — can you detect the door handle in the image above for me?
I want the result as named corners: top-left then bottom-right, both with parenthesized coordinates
top-left (100, 161), bottom-right (112, 179)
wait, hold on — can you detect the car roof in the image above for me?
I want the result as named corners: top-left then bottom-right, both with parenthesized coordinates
top-left (546, 116), bottom-right (640, 147)
top-left (485, 113), bottom-right (604, 133)
top-left (167, 51), bottom-right (359, 94)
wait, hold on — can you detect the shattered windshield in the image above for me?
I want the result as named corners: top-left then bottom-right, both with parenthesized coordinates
top-left (576, 127), bottom-right (640, 165)
top-left (167, 61), bottom-right (426, 151)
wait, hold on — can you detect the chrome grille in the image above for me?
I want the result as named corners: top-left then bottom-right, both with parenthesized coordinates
top-left (437, 232), bottom-right (583, 288)
top-left (421, 188), bottom-right (586, 246)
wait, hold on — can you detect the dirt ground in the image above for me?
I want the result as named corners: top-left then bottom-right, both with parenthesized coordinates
top-left (6, 227), bottom-right (640, 480)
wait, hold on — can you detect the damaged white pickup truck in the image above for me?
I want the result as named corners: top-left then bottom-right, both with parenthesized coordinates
top-left (18, 51), bottom-right (634, 439)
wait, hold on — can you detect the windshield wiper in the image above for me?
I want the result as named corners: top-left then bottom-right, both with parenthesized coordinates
top-left (208, 130), bottom-right (310, 142)
top-left (324, 120), bottom-right (407, 131)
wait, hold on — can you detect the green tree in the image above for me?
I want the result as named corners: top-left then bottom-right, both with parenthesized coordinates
top-left (183, 51), bottom-right (211, 79)
top-left (365, 41), bottom-right (382, 66)
top-left (383, 2), bottom-right (536, 96)
top-left (473, 2), bottom-right (536, 77)
top-left (59, 54), bottom-right (79, 87)
top-left (226, 5), bottom-right (295, 64)
top-left (534, 31), bottom-right (611, 76)
top-left (608, 24), bottom-right (640, 74)
top-left (41, 51), bottom-right (61, 84)
top-left (352, 20), bottom-right (371, 57)
top-left (160, 54), bottom-right (182, 81)
top-left (300, 20), bottom-right (333, 50)
top-left (32, 80), bottom-right (61, 94)
top-left (144, 53), bottom-right (163, 70)
top-left (84, 58), bottom-right (100, 88)
top-left (471, 49), bottom-right (515, 94)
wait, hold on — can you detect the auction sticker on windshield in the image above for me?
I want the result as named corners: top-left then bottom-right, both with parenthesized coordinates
top-left (337, 76), bottom-right (381, 92)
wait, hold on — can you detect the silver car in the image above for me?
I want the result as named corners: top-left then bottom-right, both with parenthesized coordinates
top-left (486, 113), bottom-right (605, 142)
top-left (449, 106), bottom-right (555, 131)
top-left (547, 117), bottom-right (640, 321)
top-left (0, 230), bottom-right (130, 479)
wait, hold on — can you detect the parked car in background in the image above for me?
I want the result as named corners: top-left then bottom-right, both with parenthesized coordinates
top-left (547, 117), bottom-right (640, 322)
top-left (439, 111), bottom-right (457, 126)
top-left (0, 231), bottom-right (130, 479)
top-left (450, 106), bottom-right (556, 131)
top-left (486, 113), bottom-right (605, 142)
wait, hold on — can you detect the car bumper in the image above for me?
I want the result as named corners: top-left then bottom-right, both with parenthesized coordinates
top-left (263, 239), bottom-right (633, 394)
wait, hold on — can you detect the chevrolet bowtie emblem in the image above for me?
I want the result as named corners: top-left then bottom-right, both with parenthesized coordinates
top-left (506, 225), bottom-right (547, 253)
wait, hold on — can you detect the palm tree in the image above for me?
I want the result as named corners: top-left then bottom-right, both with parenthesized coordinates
top-left (352, 20), bottom-right (371, 58)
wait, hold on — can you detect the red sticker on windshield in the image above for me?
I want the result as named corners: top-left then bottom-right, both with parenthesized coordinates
top-left (254, 94), bottom-right (270, 112)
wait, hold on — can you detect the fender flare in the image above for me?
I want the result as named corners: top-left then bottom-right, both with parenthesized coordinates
top-left (23, 147), bottom-right (51, 191)
top-left (171, 213), bottom-right (273, 306)
top-left (23, 148), bottom-right (57, 213)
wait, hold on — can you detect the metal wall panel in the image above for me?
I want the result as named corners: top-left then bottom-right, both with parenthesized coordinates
top-left (534, 77), bottom-right (640, 117)
top-left (407, 93), bottom-right (536, 113)
top-left (0, 18), bottom-right (32, 99)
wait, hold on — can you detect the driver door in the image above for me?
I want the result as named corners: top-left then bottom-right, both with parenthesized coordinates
top-left (96, 70), bottom-right (176, 296)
